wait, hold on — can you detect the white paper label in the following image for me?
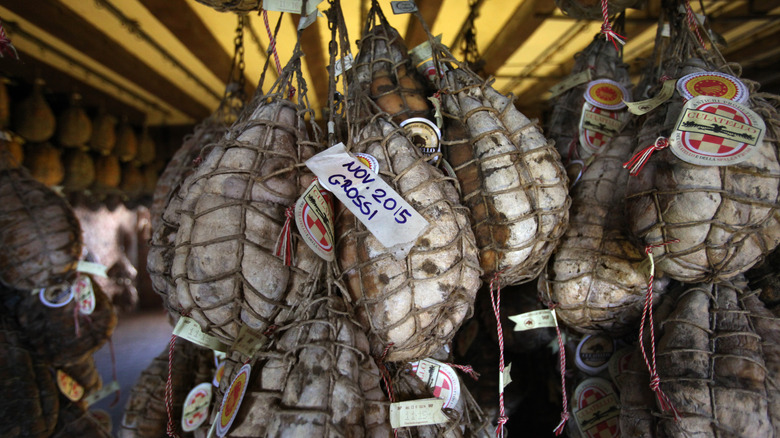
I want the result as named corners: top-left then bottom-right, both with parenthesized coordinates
top-left (549, 69), bottom-right (592, 98)
top-left (84, 380), bottom-right (120, 406)
top-left (508, 309), bottom-right (558, 331)
top-left (231, 325), bottom-right (269, 357)
top-left (334, 53), bottom-right (354, 76)
top-left (77, 261), bottom-right (108, 278)
top-left (173, 317), bottom-right (229, 352)
top-left (389, 398), bottom-right (448, 428)
top-left (499, 362), bottom-right (512, 392)
top-left (625, 79), bottom-right (677, 115)
top-left (305, 143), bottom-right (429, 256)
top-left (263, 0), bottom-right (323, 16)
top-left (297, 9), bottom-right (319, 30)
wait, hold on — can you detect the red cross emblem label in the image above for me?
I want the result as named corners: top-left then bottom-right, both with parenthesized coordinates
top-left (573, 377), bottom-right (620, 438)
top-left (670, 96), bottom-right (765, 166)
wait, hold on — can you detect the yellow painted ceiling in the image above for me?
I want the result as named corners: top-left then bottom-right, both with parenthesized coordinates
top-left (2, 0), bottom-right (778, 125)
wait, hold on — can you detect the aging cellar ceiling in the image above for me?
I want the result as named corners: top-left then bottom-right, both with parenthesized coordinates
top-left (0, 0), bottom-right (778, 127)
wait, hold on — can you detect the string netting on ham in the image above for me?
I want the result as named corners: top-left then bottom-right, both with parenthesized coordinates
top-left (352, 2), bottom-right (431, 125)
top-left (624, 4), bottom-right (780, 284)
top-left (192, 0), bottom-right (260, 13)
top-left (416, 13), bottom-right (570, 288)
top-left (0, 159), bottom-right (82, 291)
top-left (148, 14), bottom-right (249, 318)
top-left (335, 2), bottom-right (481, 364)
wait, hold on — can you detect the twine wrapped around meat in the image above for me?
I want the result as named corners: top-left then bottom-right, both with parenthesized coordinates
top-left (52, 401), bottom-right (112, 438)
top-left (170, 55), bottom-right (324, 344)
top-left (390, 366), bottom-right (493, 438)
top-left (354, 15), bottom-right (430, 123)
top-left (540, 127), bottom-right (668, 334)
top-left (57, 94), bottom-right (92, 148)
top-left (624, 16), bottom-right (780, 284)
top-left (24, 141), bottom-right (64, 187)
top-left (0, 318), bottom-right (59, 438)
top-left (546, 35), bottom-right (632, 162)
top-left (0, 160), bottom-right (82, 290)
top-left (430, 44), bottom-right (569, 286)
top-left (619, 280), bottom-right (780, 437)
top-left (120, 340), bottom-right (214, 438)
top-left (212, 291), bottom-right (393, 437)
top-left (192, 0), bottom-right (259, 13)
top-left (60, 355), bottom-right (102, 400)
top-left (555, 0), bottom-right (644, 20)
top-left (746, 249), bottom-right (780, 308)
top-left (10, 278), bottom-right (116, 366)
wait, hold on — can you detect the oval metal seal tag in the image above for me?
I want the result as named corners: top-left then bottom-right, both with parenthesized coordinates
top-left (216, 363), bottom-right (251, 437)
top-left (583, 79), bottom-right (629, 111)
top-left (670, 95), bottom-right (765, 166)
top-left (677, 71), bottom-right (748, 103)
top-left (182, 382), bottom-right (212, 432)
top-left (573, 377), bottom-right (620, 438)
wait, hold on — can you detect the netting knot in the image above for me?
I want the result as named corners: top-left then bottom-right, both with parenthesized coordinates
top-left (553, 411), bottom-right (569, 436)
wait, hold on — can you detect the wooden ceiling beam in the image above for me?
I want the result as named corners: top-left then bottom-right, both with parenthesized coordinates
top-left (480, 0), bottom-right (557, 77)
top-left (0, 48), bottom-right (147, 124)
top-left (2, 0), bottom-right (211, 120)
top-left (404, 0), bottom-right (444, 48)
top-left (138, 0), bottom-right (256, 97)
top-left (290, 15), bottom-right (329, 113)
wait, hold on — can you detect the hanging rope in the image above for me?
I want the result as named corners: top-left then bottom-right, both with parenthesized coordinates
top-left (489, 272), bottom-right (508, 438)
top-left (623, 137), bottom-right (669, 176)
top-left (165, 334), bottom-right (179, 438)
top-left (550, 304), bottom-right (569, 436)
top-left (599, 0), bottom-right (626, 50)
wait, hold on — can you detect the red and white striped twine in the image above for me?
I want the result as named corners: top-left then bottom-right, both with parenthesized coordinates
top-left (623, 137), bottom-right (669, 176)
top-left (684, 0), bottom-right (706, 49)
top-left (261, 10), bottom-right (295, 99)
top-left (0, 20), bottom-right (18, 59)
top-left (165, 334), bottom-right (180, 438)
top-left (489, 272), bottom-right (508, 438)
top-left (550, 304), bottom-right (569, 436)
top-left (376, 343), bottom-right (398, 438)
top-left (599, 0), bottom-right (626, 50)
top-left (638, 242), bottom-right (681, 421)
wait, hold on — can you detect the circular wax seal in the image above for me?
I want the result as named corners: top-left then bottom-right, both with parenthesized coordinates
top-left (575, 334), bottom-right (615, 375)
top-left (608, 347), bottom-right (634, 391)
top-left (216, 363), bottom-right (251, 437)
top-left (572, 377), bottom-right (620, 438)
top-left (409, 358), bottom-right (461, 409)
top-left (182, 382), bottom-right (212, 432)
top-left (670, 95), bottom-right (765, 166)
top-left (39, 284), bottom-right (74, 308)
top-left (354, 153), bottom-right (379, 174)
top-left (677, 71), bottom-right (748, 103)
top-left (400, 117), bottom-right (441, 162)
top-left (583, 79), bottom-right (629, 111)
top-left (56, 369), bottom-right (85, 402)
top-left (74, 276), bottom-right (95, 315)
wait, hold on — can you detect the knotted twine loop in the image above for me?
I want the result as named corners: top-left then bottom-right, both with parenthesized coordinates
top-left (638, 241), bottom-right (681, 421)
top-left (623, 137), bottom-right (669, 176)
top-left (375, 343), bottom-right (398, 438)
top-left (599, 0), bottom-right (626, 50)
top-left (443, 362), bottom-right (480, 380)
top-left (273, 206), bottom-right (295, 266)
top-left (0, 20), bottom-right (18, 59)
top-left (262, 10), bottom-right (295, 99)
top-left (489, 271), bottom-right (508, 437)
top-left (684, 0), bottom-right (706, 50)
top-left (549, 303), bottom-right (569, 436)
top-left (165, 334), bottom-right (180, 438)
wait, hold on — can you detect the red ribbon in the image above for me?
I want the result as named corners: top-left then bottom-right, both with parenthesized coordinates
top-left (375, 343), bottom-right (398, 438)
top-left (599, 0), bottom-right (626, 50)
top-left (261, 10), bottom-right (295, 99)
top-left (623, 137), bottom-right (669, 176)
top-left (0, 20), bottom-right (18, 60)
top-left (165, 334), bottom-right (180, 438)
top-left (443, 362), bottom-right (480, 380)
top-left (550, 304), bottom-right (569, 436)
top-left (638, 241), bottom-right (681, 421)
top-left (273, 206), bottom-right (295, 266)
top-left (684, 0), bottom-right (706, 49)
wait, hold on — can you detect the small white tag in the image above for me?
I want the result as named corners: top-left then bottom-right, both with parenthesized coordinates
top-left (173, 317), bottom-right (229, 352)
top-left (549, 69), bottom-right (592, 98)
top-left (390, 0), bottom-right (418, 14)
top-left (499, 363), bottom-right (512, 392)
top-left (84, 380), bottom-right (120, 406)
top-left (508, 309), bottom-right (558, 331)
top-left (231, 325), bottom-right (269, 357)
top-left (305, 143), bottom-right (429, 256)
top-left (77, 261), bottom-right (108, 278)
top-left (297, 9), bottom-right (319, 30)
top-left (389, 398), bottom-right (448, 428)
top-left (263, 0), bottom-right (323, 16)
top-left (625, 79), bottom-right (677, 115)
top-left (661, 23), bottom-right (671, 37)
top-left (334, 53), bottom-right (354, 77)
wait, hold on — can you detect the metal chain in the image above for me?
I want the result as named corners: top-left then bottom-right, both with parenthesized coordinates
top-left (461, 0), bottom-right (484, 74)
